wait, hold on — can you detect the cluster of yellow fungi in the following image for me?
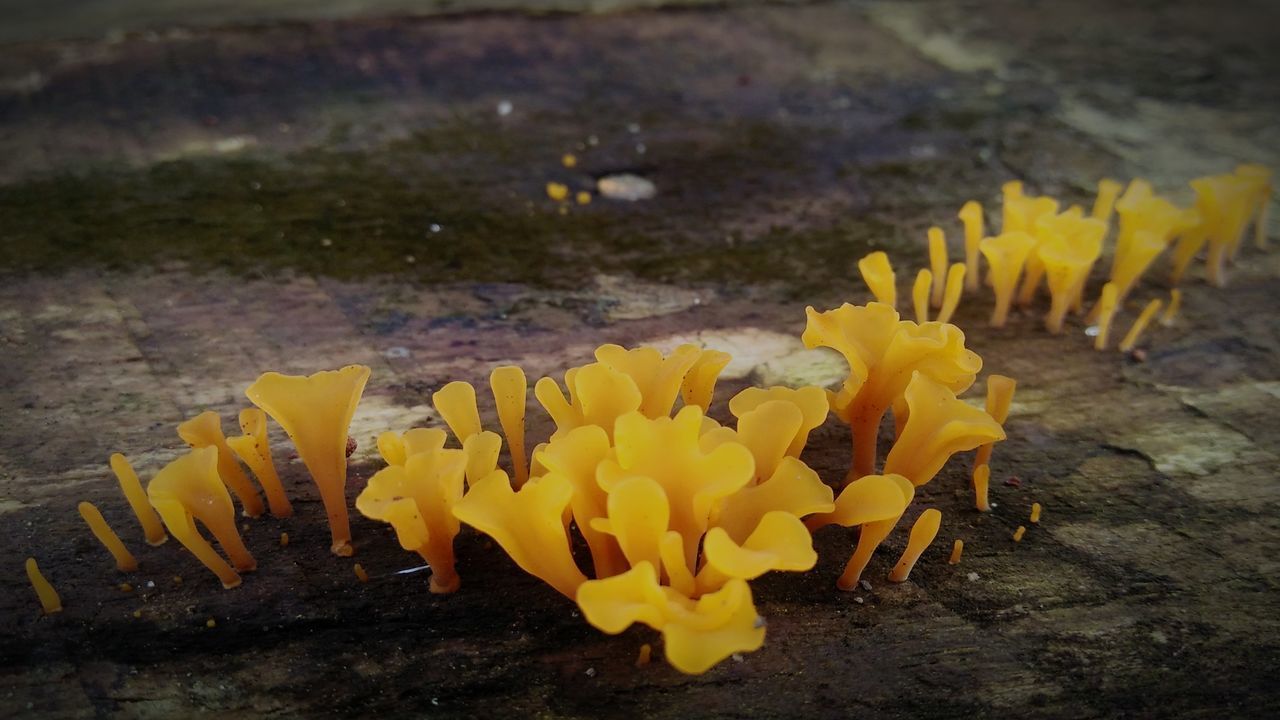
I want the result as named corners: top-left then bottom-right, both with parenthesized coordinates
top-left (27, 162), bottom-right (1271, 677)
top-left (861, 165), bottom-right (1273, 349)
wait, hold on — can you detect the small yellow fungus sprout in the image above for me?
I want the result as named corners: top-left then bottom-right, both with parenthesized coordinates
top-left (680, 348), bottom-right (732, 414)
top-left (148, 447), bottom-right (256, 588)
top-left (280, 532), bottom-right (289, 547)
top-left (1118, 298), bottom-right (1163, 353)
top-left (727, 385), bottom-right (829, 458)
top-left (177, 411), bottom-right (264, 518)
top-left (1091, 178), bottom-right (1123, 224)
top-left (948, 539), bottom-right (964, 565)
top-left (1013, 526), bottom-right (1026, 542)
top-left (1092, 283), bottom-right (1119, 351)
top-left (576, 191), bottom-right (592, 205)
top-left (354, 564), bottom-right (370, 583)
top-left (935, 263), bottom-right (967, 325)
top-left (546, 182), bottom-right (569, 202)
top-left (957, 201), bottom-right (984, 292)
top-left (912, 269), bottom-right (932, 323)
top-left (979, 232), bottom-right (1037, 327)
top-left (489, 366), bottom-right (530, 487)
top-left (972, 464), bottom-right (991, 512)
top-left (1160, 289), bottom-right (1182, 326)
top-left (806, 473), bottom-right (914, 590)
top-left (27, 558), bottom-right (61, 614)
top-left (802, 302), bottom-right (981, 482)
top-left (109, 453), bottom-right (166, 546)
top-left (928, 227), bottom-right (948, 307)
top-left (636, 643), bottom-right (652, 667)
top-left (972, 374), bottom-right (1016, 478)
top-left (883, 373), bottom-right (1005, 488)
top-left (246, 365), bottom-right (370, 557)
top-left (356, 448), bottom-right (468, 593)
top-left (205, 618), bottom-right (217, 628)
top-left (78, 502), bottom-right (138, 572)
top-left (225, 408), bottom-right (292, 518)
top-left (562, 153), bottom-right (577, 168)
top-left (888, 508), bottom-right (942, 583)
top-left (857, 251), bottom-right (897, 307)
top-left (1030, 502), bottom-right (1042, 524)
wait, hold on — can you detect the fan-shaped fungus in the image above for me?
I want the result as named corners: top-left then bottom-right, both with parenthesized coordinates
top-left (1092, 283), bottom-right (1120, 350)
top-left (884, 373), bottom-right (1005, 487)
top-left (109, 453), bottom-right (166, 546)
top-left (245, 365), bottom-right (370, 557)
top-left (177, 411), bottom-right (264, 518)
top-left (1160, 289), bottom-right (1182, 326)
top-left (802, 302), bottom-right (981, 482)
top-left (857, 251), bottom-right (897, 307)
top-left (357, 448), bottom-right (468, 593)
top-left (226, 408), bottom-right (292, 518)
top-left (958, 201), bottom-right (984, 292)
top-left (25, 558), bottom-right (61, 614)
top-left (78, 502), bottom-right (138, 572)
top-left (1036, 216), bottom-right (1105, 334)
top-left (973, 374), bottom-right (1016, 476)
top-left (595, 344), bottom-right (702, 419)
top-left (979, 232), bottom-right (1037, 327)
top-left (888, 508), bottom-right (942, 582)
top-left (935, 263), bottom-right (967, 325)
top-left (728, 385), bottom-right (829, 458)
top-left (1118, 298), bottom-right (1163, 353)
top-left (148, 447), bottom-right (256, 588)
top-left (680, 348), bottom-right (732, 414)
top-left (912, 269), bottom-right (932, 323)
top-left (806, 473), bottom-right (914, 590)
top-left (489, 366), bottom-right (530, 486)
top-left (928, 227), bottom-right (948, 308)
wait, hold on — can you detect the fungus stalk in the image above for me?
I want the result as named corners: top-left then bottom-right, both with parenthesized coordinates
top-left (26, 558), bottom-right (62, 614)
top-left (177, 411), bottom-right (265, 518)
top-left (1092, 283), bottom-right (1119, 351)
top-left (935, 264), bottom-right (966, 325)
top-left (948, 539), bottom-right (964, 565)
top-left (928, 227), bottom-right (948, 308)
top-left (78, 502), bottom-right (139, 572)
top-left (958, 201), bottom-right (984, 292)
top-left (109, 453), bottom-right (166, 546)
top-left (972, 374), bottom-right (1016, 473)
top-left (912, 269), bottom-right (932, 323)
top-left (1118, 299), bottom-right (1163, 353)
top-left (889, 508), bottom-right (942, 582)
top-left (972, 464), bottom-right (991, 512)
top-left (1160, 289), bottom-right (1182, 326)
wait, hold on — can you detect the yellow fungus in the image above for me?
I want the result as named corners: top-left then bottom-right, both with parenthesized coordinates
top-left (934, 263), bottom-right (967, 325)
top-left (576, 191), bottom-right (592, 205)
top-left (132, 609), bottom-right (142, 618)
top-left (1236, 164), bottom-right (1272, 249)
top-left (562, 153), bottom-right (577, 168)
top-left (1030, 502), bottom-right (1042, 524)
top-left (173, 575), bottom-right (183, 585)
top-left (884, 373), bottom-right (1004, 487)
top-left (148, 448), bottom-right (256, 588)
top-left (857, 251), bottom-right (897, 308)
top-left (1092, 282), bottom-right (1119, 350)
top-left (245, 365), bottom-right (370, 557)
top-left (802, 302), bottom-right (981, 482)
top-left (695, 512), bottom-right (817, 594)
top-left (636, 643), bottom-right (652, 667)
top-left (206, 618), bottom-right (217, 628)
top-left (1174, 174), bottom-right (1251, 286)
top-left (912, 269), bottom-right (931, 323)
top-left (357, 448), bottom-right (468, 593)
top-left (948, 539), bottom-right (964, 565)
top-left (805, 473), bottom-right (914, 590)
top-left (1091, 178), bottom-right (1123, 224)
top-left (972, 464), bottom-right (991, 512)
top-left (109, 453), bottom-right (167, 546)
top-left (433, 381), bottom-right (483, 445)
top-left (1118, 298), bottom-right (1163, 353)
top-left (1109, 181), bottom-right (1195, 300)
top-left (78, 502), bottom-right (138, 572)
top-left (888, 508), bottom-right (941, 583)
top-left (119, 583), bottom-right (133, 592)
top-left (226, 408), bottom-right (292, 518)
top-left (958, 201), bottom-right (984, 292)
top-left (595, 344), bottom-right (702, 420)
top-left (1160, 289), bottom-right (1182, 326)
top-left (534, 425), bottom-right (625, 578)
top-left (727, 385), bottom-right (829, 459)
top-left (546, 182), bottom-right (569, 202)
top-left (280, 532), bottom-right (289, 547)
top-left (26, 558), bottom-right (62, 614)
top-left (928, 227), bottom-right (948, 307)
top-left (979, 232), bottom-right (1037, 327)
top-left (177, 410), bottom-right (264, 518)
top-left (1036, 215), bottom-right (1105, 334)
top-left (354, 564), bottom-right (369, 583)
top-left (680, 348), bottom-right (732, 414)
top-left (1013, 526), bottom-right (1026, 542)
top-left (489, 366), bottom-right (530, 487)
top-left (536, 364), bottom-right (641, 441)
top-left (972, 374), bottom-right (1016, 474)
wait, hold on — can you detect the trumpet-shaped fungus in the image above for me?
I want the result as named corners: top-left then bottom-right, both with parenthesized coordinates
top-left (680, 348), bottom-right (732, 414)
top-left (147, 447), bottom-right (256, 588)
top-left (78, 502), bottom-right (138, 572)
top-left (857, 251), bottom-right (897, 307)
top-left (888, 508), bottom-right (941, 582)
top-left (177, 411), bottom-right (264, 518)
top-left (979, 232), bottom-right (1037, 327)
top-left (226, 408), bottom-right (292, 518)
top-left (883, 373), bottom-right (1005, 487)
top-left (109, 453), bottom-right (166, 546)
top-left (806, 472), bottom-right (914, 590)
top-left (1036, 216), bottom-right (1105, 334)
top-left (727, 385), bottom-right (829, 459)
top-left (595, 343), bottom-right (702, 420)
top-left (356, 448), bottom-right (469, 593)
top-left (26, 558), bottom-right (61, 614)
top-left (245, 364), bottom-right (370, 556)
